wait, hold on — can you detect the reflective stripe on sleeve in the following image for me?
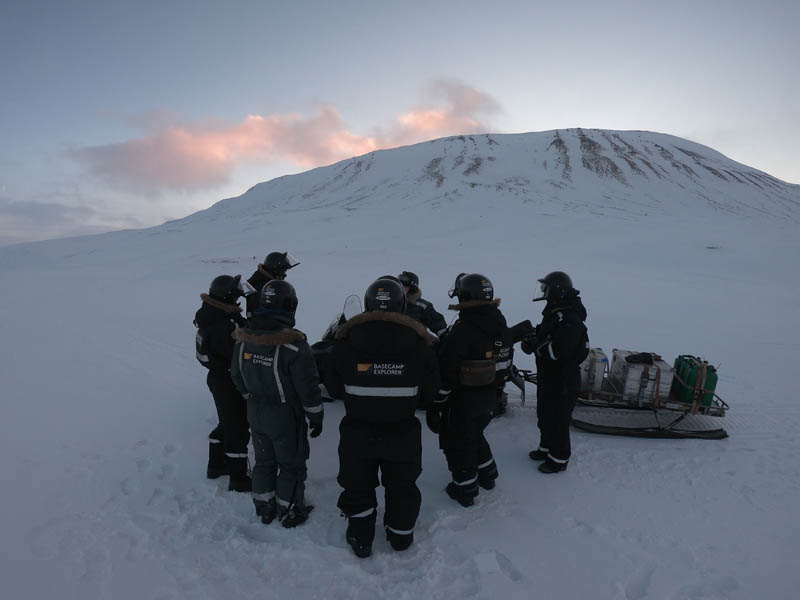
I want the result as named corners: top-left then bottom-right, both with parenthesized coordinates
top-left (495, 360), bottom-right (510, 370)
top-left (344, 385), bottom-right (419, 397)
top-left (274, 345), bottom-right (286, 403)
top-left (284, 344), bottom-right (299, 352)
top-left (225, 452), bottom-right (248, 459)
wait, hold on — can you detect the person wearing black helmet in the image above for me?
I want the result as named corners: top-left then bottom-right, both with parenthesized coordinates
top-left (244, 252), bottom-right (301, 317)
top-left (430, 273), bottom-right (512, 507)
top-left (194, 275), bottom-right (252, 492)
top-left (522, 271), bottom-right (589, 474)
top-left (325, 278), bottom-right (440, 558)
top-left (230, 280), bottom-right (324, 528)
top-left (398, 270), bottom-right (448, 337)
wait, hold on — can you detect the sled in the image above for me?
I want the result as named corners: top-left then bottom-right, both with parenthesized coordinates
top-left (514, 367), bottom-right (730, 440)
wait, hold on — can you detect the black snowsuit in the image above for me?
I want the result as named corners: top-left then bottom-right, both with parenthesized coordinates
top-left (245, 265), bottom-right (281, 318)
top-left (326, 311), bottom-right (439, 549)
top-left (522, 290), bottom-right (589, 467)
top-left (436, 300), bottom-right (511, 501)
top-left (194, 294), bottom-right (250, 483)
top-left (404, 288), bottom-right (448, 337)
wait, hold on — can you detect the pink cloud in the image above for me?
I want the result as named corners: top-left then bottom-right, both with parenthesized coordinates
top-left (71, 80), bottom-right (501, 192)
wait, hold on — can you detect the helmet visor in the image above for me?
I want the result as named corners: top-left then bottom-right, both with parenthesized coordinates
top-left (284, 252), bottom-right (301, 269)
top-left (532, 282), bottom-right (548, 302)
top-left (238, 278), bottom-right (256, 296)
top-left (448, 273), bottom-right (466, 298)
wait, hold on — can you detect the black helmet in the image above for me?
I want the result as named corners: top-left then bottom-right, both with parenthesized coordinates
top-left (259, 280), bottom-right (298, 315)
top-left (534, 271), bottom-right (573, 302)
top-left (452, 273), bottom-right (493, 302)
top-left (398, 271), bottom-right (419, 291)
top-left (263, 251), bottom-right (300, 279)
top-left (209, 274), bottom-right (243, 304)
top-left (364, 278), bottom-right (406, 313)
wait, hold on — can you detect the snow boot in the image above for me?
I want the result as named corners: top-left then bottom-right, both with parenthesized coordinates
top-left (280, 504), bottom-right (314, 528)
top-left (478, 460), bottom-right (498, 490)
top-left (478, 475), bottom-right (496, 490)
top-left (226, 456), bottom-right (252, 492)
top-left (206, 430), bottom-right (226, 479)
top-left (386, 528), bottom-right (413, 552)
top-left (446, 482), bottom-right (475, 507)
top-left (346, 510), bottom-right (376, 558)
top-left (528, 448), bottom-right (548, 461)
top-left (492, 390), bottom-right (508, 418)
top-left (538, 459), bottom-right (568, 474)
top-left (254, 498), bottom-right (277, 525)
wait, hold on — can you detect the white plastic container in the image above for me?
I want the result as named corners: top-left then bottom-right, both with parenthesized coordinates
top-left (580, 348), bottom-right (608, 392)
top-left (608, 349), bottom-right (674, 403)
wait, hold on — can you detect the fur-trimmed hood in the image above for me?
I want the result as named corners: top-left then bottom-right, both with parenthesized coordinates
top-left (335, 310), bottom-right (437, 345)
top-left (232, 327), bottom-right (306, 346)
top-left (447, 298), bottom-right (501, 311)
top-left (200, 293), bottom-right (243, 314)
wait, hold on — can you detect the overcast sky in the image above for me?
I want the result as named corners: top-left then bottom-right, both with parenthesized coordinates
top-left (1, 0), bottom-right (798, 245)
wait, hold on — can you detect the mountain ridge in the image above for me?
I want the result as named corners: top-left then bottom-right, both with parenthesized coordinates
top-left (182, 128), bottom-right (799, 224)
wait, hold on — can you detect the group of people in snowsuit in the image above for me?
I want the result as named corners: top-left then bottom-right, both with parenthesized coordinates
top-left (194, 251), bottom-right (589, 558)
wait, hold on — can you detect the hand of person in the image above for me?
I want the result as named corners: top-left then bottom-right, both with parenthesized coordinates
top-left (521, 334), bottom-right (538, 355)
top-left (435, 389), bottom-right (450, 405)
top-left (426, 408), bottom-right (442, 434)
top-left (307, 415), bottom-right (323, 438)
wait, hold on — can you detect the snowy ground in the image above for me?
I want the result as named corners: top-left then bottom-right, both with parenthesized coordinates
top-left (1, 199), bottom-right (798, 600)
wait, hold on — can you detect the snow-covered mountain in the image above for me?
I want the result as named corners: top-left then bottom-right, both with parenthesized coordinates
top-left (183, 128), bottom-right (800, 224)
top-left (1, 129), bottom-right (798, 600)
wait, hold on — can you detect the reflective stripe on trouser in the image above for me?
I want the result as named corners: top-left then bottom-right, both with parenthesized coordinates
top-left (337, 417), bottom-right (422, 543)
top-left (247, 402), bottom-right (309, 507)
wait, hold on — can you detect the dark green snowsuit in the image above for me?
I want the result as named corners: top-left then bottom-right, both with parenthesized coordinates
top-left (231, 314), bottom-right (323, 513)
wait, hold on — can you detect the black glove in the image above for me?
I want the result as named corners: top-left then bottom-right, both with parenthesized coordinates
top-left (435, 389), bottom-right (451, 406)
top-left (308, 416), bottom-right (323, 438)
top-left (426, 408), bottom-right (442, 434)
top-left (521, 334), bottom-right (538, 355)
